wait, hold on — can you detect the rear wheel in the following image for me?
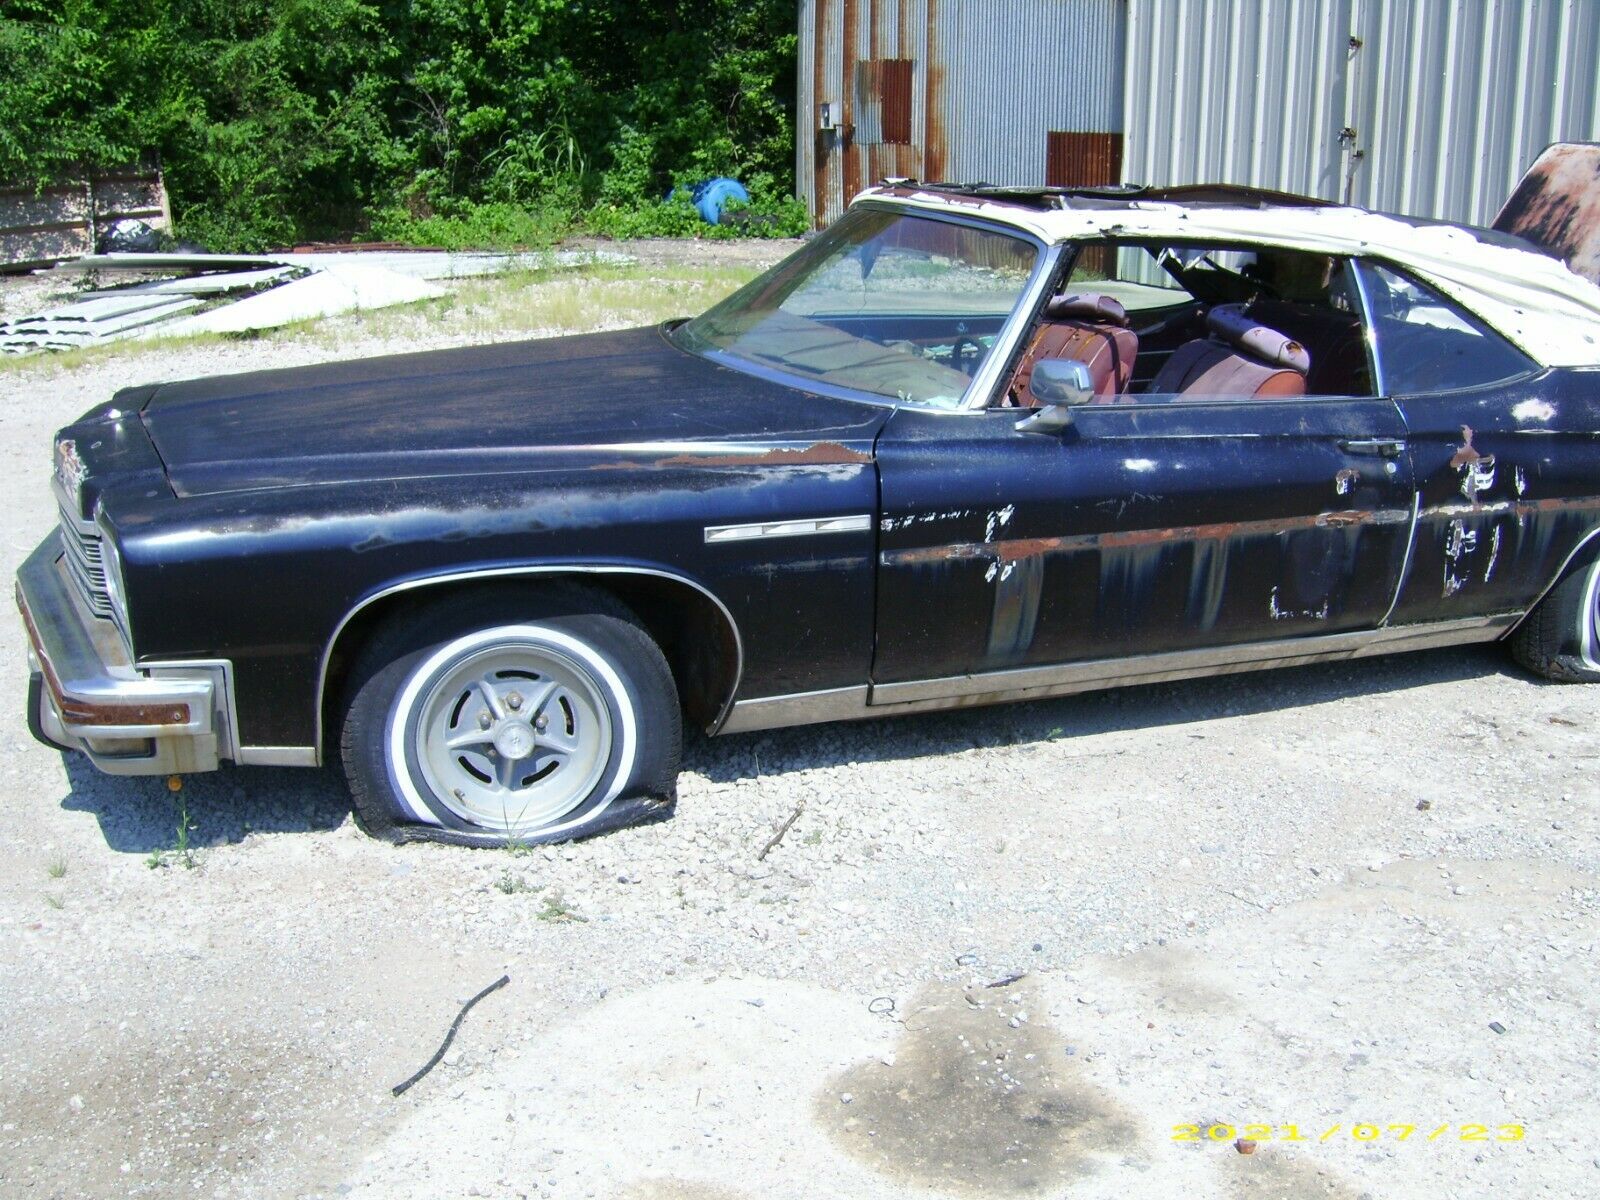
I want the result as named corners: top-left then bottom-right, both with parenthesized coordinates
top-left (340, 587), bottom-right (680, 846)
top-left (1509, 555), bottom-right (1600, 683)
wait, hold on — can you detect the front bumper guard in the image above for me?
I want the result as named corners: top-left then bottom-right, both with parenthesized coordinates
top-left (17, 535), bottom-right (227, 775)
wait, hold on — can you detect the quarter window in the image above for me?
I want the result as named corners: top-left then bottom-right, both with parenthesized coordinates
top-left (1355, 261), bottom-right (1536, 394)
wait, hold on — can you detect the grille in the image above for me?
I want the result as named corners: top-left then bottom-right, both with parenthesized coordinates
top-left (57, 500), bottom-right (114, 620)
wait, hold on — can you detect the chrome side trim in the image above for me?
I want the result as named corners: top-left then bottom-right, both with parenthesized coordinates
top-left (717, 685), bottom-right (869, 733)
top-left (236, 745), bottom-right (319, 768)
top-left (1377, 491), bottom-right (1422, 628)
top-left (1507, 525), bottom-right (1600, 636)
top-left (314, 564), bottom-right (746, 761)
top-left (704, 515), bottom-right (871, 543)
top-left (717, 616), bottom-right (1516, 733)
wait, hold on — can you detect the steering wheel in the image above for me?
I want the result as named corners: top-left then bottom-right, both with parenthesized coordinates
top-left (949, 335), bottom-right (983, 374)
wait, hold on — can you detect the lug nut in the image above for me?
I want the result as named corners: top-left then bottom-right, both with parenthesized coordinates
top-left (478, 711), bottom-right (492, 729)
top-left (507, 691), bottom-right (523, 710)
top-left (535, 715), bottom-right (548, 732)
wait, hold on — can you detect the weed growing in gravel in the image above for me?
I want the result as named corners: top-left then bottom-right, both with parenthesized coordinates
top-left (43, 893), bottom-right (64, 910)
top-left (45, 855), bottom-right (68, 879)
top-left (147, 793), bottom-right (200, 871)
top-left (495, 870), bottom-right (534, 895)
top-left (537, 893), bottom-right (586, 923)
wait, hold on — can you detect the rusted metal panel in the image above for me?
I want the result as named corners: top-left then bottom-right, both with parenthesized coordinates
top-left (1492, 142), bottom-right (1600, 286)
top-left (1045, 131), bottom-right (1125, 187)
top-left (935, 0), bottom-right (1123, 187)
top-left (880, 58), bottom-right (913, 144)
top-left (799, 0), bottom-right (1122, 224)
top-left (854, 58), bottom-right (914, 144)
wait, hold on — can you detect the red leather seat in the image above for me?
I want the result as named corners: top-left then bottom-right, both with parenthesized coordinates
top-left (1008, 292), bottom-right (1138, 406)
top-left (1148, 304), bottom-right (1310, 398)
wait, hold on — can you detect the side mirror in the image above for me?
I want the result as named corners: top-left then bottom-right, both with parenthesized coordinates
top-left (1014, 358), bottom-right (1094, 433)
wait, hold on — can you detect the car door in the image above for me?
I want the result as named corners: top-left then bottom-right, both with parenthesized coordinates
top-left (1354, 260), bottom-right (1600, 624)
top-left (871, 390), bottom-right (1417, 697)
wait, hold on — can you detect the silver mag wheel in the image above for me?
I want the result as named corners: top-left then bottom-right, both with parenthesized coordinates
top-left (401, 632), bottom-right (615, 834)
top-left (340, 589), bottom-right (682, 846)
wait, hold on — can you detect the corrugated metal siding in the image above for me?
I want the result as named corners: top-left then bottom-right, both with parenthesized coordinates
top-left (803, 0), bottom-right (1598, 229)
top-left (1122, 0), bottom-right (1357, 202)
top-left (1348, 0), bottom-right (1600, 226)
top-left (800, 0), bottom-right (1124, 225)
top-left (934, 0), bottom-right (1125, 186)
top-left (1123, 0), bottom-right (1600, 226)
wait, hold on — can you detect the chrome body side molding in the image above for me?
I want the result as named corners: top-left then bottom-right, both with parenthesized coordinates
top-left (704, 515), bottom-right (871, 543)
top-left (717, 615), bottom-right (1517, 734)
top-left (236, 745), bottom-right (320, 767)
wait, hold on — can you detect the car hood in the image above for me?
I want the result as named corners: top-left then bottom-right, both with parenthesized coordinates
top-left (136, 325), bottom-right (887, 498)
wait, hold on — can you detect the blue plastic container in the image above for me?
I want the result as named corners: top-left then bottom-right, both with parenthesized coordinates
top-left (689, 178), bottom-right (749, 225)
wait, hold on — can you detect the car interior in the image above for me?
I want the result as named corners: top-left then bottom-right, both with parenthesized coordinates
top-left (1004, 241), bottom-right (1377, 407)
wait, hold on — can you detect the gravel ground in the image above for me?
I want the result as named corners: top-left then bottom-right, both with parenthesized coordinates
top-left (0, 240), bottom-right (1596, 1200)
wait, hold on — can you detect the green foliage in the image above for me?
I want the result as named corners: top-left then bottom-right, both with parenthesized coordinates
top-left (1, 1), bottom-right (802, 250)
top-left (586, 180), bottom-right (808, 240)
top-left (370, 201), bottom-right (572, 251)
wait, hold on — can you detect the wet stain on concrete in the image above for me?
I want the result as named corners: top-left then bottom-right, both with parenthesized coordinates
top-left (816, 982), bottom-right (1138, 1194)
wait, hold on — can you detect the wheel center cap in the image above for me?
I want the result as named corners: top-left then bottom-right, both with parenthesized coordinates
top-left (493, 720), bottom-right (537, 760)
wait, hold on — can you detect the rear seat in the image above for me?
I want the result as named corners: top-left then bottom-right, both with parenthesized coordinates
top-left (1008, 292), bottom-right (1138, 406)
top-left (1147, 304), bottom-right (1310, 398)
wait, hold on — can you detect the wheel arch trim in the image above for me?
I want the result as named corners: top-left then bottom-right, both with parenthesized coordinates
top-left (314, 563), bottom-right (745, 762)
top-left (1505, 524), bottom-right (1600, 639)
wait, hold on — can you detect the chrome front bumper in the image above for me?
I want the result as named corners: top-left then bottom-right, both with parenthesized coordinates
top-left (17, 535), bottom-right (227, 775)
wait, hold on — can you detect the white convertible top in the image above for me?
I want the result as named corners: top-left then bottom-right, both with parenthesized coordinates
top-left (860, 186), bottom-right (1600, 368)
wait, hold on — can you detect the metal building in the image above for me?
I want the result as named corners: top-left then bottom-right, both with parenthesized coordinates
top-left (797, 0), bottom-right (1600, 228)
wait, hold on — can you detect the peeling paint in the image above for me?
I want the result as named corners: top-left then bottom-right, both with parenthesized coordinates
top-left (1514, 465), bottom-right (1529, 496)
top-left (1123, 457), bottom-right (1157, 473)
top-left (881, 507), bottom-right (1408, 569)
top-left (1512, 398), bottom-right (1556, 424)
top-left (1442, 518), bottom-right (1480, 597)
top-left (1449, 426), bottom-right (1497, 502)
top-left (1483, 525), bottom-right (1503, 582)
top-left (1269, 586), bottom-right (1330, 621)
top-left (983, 504), bottom-right (1015, 542)
top-left (1334, 468), bottom-right (1359, 496)
top-left (882, 508), bottom-right (977, 533)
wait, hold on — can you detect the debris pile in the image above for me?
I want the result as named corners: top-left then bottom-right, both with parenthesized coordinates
top-left (0, 247), bottom-right (627, 356)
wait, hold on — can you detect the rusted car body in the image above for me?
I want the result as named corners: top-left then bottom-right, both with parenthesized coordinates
top-left (19, 151), bottom-right (1600, 845)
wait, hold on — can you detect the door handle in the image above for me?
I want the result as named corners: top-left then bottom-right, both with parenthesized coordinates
top-left (1338, 437), bottom-right (1406, 458)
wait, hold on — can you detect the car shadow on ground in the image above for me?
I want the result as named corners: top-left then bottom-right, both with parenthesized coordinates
top-left (60, 645), bottom-right (1526, 853)
top-left (59, 757), bottom-right (350, 854)
top-left (688, 645), bottom-right (1529, 784)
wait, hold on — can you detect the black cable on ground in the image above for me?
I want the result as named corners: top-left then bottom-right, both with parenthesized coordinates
top-left (391, 974), bottom-right (510, 1097)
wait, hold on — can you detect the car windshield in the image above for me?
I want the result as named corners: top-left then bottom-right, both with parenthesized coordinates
top-left (672, 207), bottom-right (1041, 407)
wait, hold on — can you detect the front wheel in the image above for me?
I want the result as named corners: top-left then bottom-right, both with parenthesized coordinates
top-left (340, 588), bottom-right (681, 846)
top-left (1509, 554), bottom-right (1600, 683)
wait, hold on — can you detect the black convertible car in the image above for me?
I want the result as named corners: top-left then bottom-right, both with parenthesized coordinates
top-left (20, 157), bottom-right (1600, 846)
